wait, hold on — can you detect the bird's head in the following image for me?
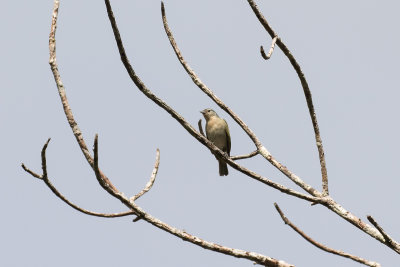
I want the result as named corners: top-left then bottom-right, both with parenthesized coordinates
top-left (200, 108), bottom-right (218, 120)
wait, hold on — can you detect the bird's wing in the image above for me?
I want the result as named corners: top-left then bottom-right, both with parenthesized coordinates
top-left (224, 119), bottom-right (231, 156)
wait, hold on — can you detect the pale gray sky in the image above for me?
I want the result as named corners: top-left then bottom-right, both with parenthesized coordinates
top-left (1, 1), bottom-right (400, 266)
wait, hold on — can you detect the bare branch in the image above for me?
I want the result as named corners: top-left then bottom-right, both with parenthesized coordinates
top-left (231, 150), bottom-right (259, 160)
top-left (161, 1), bottom-right (321, 198)
top-left (41, 138), bottom-right (51, 179)
top-left (49, 0), bottom-right (92, 166)
top-left (91, 134), bottom-right (294, 267)
top-left (130, 149), bottom-right (160, 202)
top-left (48, 0), bottom-right (117, 193)
top-left (105, 0), bottom-right (320, 203)
top-left (22, 138), bottom-right (135, 218)
top-left (367, 215), bottom-right (396, 247)
top-left (274, 203), bottom-right (381, 267)
top-left (247, 0), bottom-right (329, 196)
top-left (260, 36), bottom-right (277, 60)
top-left (323, 197), bottom-right (400, 253)
top-left (21, 163), bottom-right (42, 179)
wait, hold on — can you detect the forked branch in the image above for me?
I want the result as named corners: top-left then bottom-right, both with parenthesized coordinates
top-left (21, 138), bottom-right (135, 218)
top-left (247, 0), bottom-right (329, 196)
top-left (92, 135), bottom-right (294, 267)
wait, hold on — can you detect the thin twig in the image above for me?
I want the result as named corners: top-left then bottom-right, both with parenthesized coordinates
top-left (367, 215), bottom-right (395, 247)
top-left (21, 163), bottom-right (42, 179)
top-left (161, 2), bottom-right (320, 198)
top-left (274, 203), bottom-right (381, 267)
top-left (231, 150), bottom-right (259, 160)
top-left (260, 36), bottom-right (277, 60)
top-left (247, 0), bottom-right (329, 196)
top-left (130, 149), bottom-right (160, 202)
top-left (92, 134), bottom-right (294, 267)
top-left (22, 139), bottom-right (135, 218)
top-left (41, 138), bottom-right (51, 179)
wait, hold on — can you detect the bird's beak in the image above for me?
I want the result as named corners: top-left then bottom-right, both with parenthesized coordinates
top-left (200, 110), bottom-right (205, 114)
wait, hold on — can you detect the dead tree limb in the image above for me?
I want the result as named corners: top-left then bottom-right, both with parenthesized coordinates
top-left (21, 138), bottom-right (134, 218)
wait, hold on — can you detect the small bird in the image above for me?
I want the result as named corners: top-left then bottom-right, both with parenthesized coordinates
top-left (200, 108), bottom-right (231, 176)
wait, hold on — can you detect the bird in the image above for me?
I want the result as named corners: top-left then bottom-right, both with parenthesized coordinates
top-left (200, 108), bottom-right (231, 176)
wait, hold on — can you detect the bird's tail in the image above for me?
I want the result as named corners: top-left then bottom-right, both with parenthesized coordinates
top-left (218, 159), bottom-right (228, 176)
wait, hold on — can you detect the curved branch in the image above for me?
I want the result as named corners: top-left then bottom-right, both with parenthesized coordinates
top-left (48, 0), bottom-right (117, 193)
top-left (49, 0), bottom-right (92, 166)
top-left (92, 135), bottom-right (294, 267)
top-left (130, 149), bottom-right (160, 202)
top-left (161, 2), bottom-right (320, 198)
top-left (21, 139), bottom-right (135, 218)
top-left (274, 203), bottom-right (380, 267)
top-left (260, 36), bottom-right (277, 60)
top-left (247, 0), bottom-right (329, 196)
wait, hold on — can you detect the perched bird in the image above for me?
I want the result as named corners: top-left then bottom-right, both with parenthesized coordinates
top-left (200, 108), bottom-right (231, 176)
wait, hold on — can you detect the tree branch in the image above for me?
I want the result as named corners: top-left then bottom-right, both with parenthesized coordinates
top-left (367, 215), bottom-right (396, 248)
top-left (274, 203), bottom-right (380, 267)
top-left (21, 138), bottom-right (135, 218)
top-left (130, 149), bottom-right (160, 202)
top-left (247, 0), bottom-right (329, 196)
top-left (260, 36), bottom-right (277, 60)
top-left (48, 0), bottom-right (117, 193)
top-left (93, 135), bottom-right (294, 267)
top-left (231, 150), bottom-right (259, 160)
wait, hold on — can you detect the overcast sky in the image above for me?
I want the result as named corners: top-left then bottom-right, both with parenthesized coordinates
top-left (2, 1), bottom-right (400, 266)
